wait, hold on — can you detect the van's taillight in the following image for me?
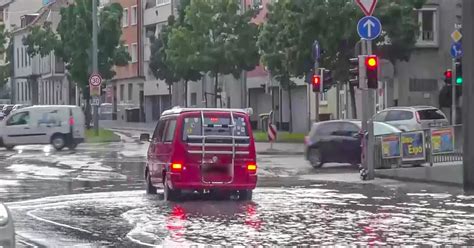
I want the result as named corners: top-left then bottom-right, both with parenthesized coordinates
top-left (69, 117), bottom-right (75, 126)
top-left (415, 112), bottom-right (421, 124)
top-left (171, 163), bottom-right (183, 172)
top-left (247, 163), bottom-right (257, 173)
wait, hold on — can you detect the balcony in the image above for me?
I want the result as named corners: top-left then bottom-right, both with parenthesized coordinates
top-left (144, 2), bottom-right (171, 26)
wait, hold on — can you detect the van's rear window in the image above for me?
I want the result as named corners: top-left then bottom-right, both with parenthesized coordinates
top-left (182, 116), bottom-right (249, 143)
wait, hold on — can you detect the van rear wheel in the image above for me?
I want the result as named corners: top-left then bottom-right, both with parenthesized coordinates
top-left (51, 134), bottom-right (66, 151)
top-left (163, 176), bottom-right (180, 201)
top-left (239, 190), bottom-right (253, 201)
top-left (145, 171), bottom-right (157, 195)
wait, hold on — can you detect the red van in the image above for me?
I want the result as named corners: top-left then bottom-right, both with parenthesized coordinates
top-left (141, 108), bottom-right (257, 201)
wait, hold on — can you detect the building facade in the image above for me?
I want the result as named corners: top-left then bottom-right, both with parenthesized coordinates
top-left (110, 0), bottom-right (145, 122)
top-left (12, 0), bottom-right (72, 105)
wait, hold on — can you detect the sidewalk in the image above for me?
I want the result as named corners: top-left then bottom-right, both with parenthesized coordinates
top-left (375, 162), bottom-right (463, 186)
top-left (100, 120), bottom-right (305, 155)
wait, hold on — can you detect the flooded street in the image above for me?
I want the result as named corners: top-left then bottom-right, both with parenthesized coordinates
top-left (1, 138), bottom-right (474, 246)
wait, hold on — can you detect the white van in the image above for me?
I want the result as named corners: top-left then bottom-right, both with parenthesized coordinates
top-left (0, 105), bottom-right (85, 150)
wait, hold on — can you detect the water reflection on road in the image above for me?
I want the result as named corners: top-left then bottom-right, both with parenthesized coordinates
top-left (7, 186), bottom-right (474, 247)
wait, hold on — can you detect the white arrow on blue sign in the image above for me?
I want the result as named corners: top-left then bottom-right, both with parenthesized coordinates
top-left (357, 16), bottom-right (382, 40)
top-left (450, 42), bottom-right (463, 59)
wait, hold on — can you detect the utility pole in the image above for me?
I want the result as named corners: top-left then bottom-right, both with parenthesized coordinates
top-left (452, 58), bottom-right (457, 125)
top-left (462, 0), bottom-right (474, 191)
top-left (366, 40), bottom-right (375, 180)
top-left (92, 0), bottom-right (99, 136)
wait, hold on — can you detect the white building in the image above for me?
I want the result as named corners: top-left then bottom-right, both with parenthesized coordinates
top-left (11, 0), bottom-right (72, 105)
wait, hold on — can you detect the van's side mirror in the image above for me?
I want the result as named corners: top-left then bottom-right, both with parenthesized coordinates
top-left (140, 133), bottom-right (151, 142)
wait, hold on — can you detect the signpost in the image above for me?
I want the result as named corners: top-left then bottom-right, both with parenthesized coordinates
top-left (451, 29), bottom-right (463, 125)
top-left (357, 16), bottom-right (382, 40)
top-left (355, 0), bottom-right (379, 181)
top-left (355, 0), bottom-right (378, 16)
top-left (312, 40), bottom-right (321, 123)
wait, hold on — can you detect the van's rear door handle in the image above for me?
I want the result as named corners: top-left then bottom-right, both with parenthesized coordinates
top-left (24, 127), bottom-right (30, 129)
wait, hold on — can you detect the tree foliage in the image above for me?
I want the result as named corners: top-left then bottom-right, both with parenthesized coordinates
top-left (0, 24), bottom-right (10, 89)
top-left (259, 0), bottom-right (425, 120)
top-left (260, 0), bottom-right (425, 83)
top-left (166, 0), bottom-right (260, 106)
top-left (23, 0), bottom-right (130, 90)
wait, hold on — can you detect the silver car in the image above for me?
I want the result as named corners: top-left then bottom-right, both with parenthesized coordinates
top-left (0, 203), bottom-right (14, 247)
top-left (372, 106), bottom-right (449, 131)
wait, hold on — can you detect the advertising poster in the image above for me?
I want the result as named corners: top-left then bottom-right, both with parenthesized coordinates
top-left (431, 127), bottom-right (455, 155)
top-left (381, 134), bottom-right (401, 159)
top-left (401, 131), bottom-right (425, 161)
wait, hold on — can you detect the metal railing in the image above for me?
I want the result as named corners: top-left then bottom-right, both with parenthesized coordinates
top-left (375, 125), bottom-right (463, 169)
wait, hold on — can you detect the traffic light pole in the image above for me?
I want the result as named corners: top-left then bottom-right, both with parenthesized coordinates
top-left (366, 40), bottom-right (375, 180)
top-left (92, 0), bottom-right (99, 136)
top-left (452, 58), bottom-right (457, 125)
top-left (462, 0), bottom-right (474, 191)
top-left (314, 63), bottom-right (320, 122)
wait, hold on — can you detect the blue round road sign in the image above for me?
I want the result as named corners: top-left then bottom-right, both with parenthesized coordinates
top-left (357, 16), bottom-right (382, 40)
top-left (450, 42), bottom-right (463, 59)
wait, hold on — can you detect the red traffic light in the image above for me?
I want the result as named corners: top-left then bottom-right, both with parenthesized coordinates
top-left (365, 55), bottom-right (378, 70)
top-left (312, 75), bottom-right (321, 86)
top-left (312, 75), bottom-right (321, 92)
top-left (444, 69), bottom-right (452, 79)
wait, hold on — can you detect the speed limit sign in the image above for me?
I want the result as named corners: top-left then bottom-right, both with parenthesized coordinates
top-left (89, 74), bottom-right (102, 87)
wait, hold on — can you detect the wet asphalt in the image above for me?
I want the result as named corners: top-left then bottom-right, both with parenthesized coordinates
top-left (0, 133), bottom-right (474, 247)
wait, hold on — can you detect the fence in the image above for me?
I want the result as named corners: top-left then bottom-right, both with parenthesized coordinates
top-left (375, 125), bottom-right (462, 169)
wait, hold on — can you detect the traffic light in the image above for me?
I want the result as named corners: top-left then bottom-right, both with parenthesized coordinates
top-left (455, 61), bottom-right (463, 85)
top-left (322, 69), bottom-right (333, 92)
top-left (444, 69), bottom-right (453, 85)
top-left (349, 57), bottom-right (360, 87)
top-left (312, 74), bottom-right (321, 92)
top-left (365, 55), bottom-right (378, 89)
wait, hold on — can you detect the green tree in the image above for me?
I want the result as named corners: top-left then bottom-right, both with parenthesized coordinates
top-left (148, 16), bottom-right (179, 104)
top-left (259, 0), bottom-right (425, 121)
top-left (23, 0), bottom-right (130, 124)
top-left (0, 24), bottom-right (10, 89)
top-left (168, 0), bottom-right (260, 107)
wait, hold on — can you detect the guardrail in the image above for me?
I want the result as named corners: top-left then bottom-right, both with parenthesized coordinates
top-left (375, 125), bottom-right (462, 169)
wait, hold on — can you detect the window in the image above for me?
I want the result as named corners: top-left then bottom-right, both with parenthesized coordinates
top-left (131, 5), bottom-right (137, 25)
top-left (131, 43), bottom-right (138, 63)
top-left (181, 115), bottom-right (249, 143)
top-left (21, 47), bottom-right (24, 67)
top-left (338, 122), bottom-right (360, 137)
top-left (373, 111), bottom-right (388, 122)
top-left (190, 93), bottom-right (197, 106)
top-left (24, 47), bottom-right (28, 66)
top-left (128, 83), bottom-right (133, 101)
top-left (6, 111), bottom-right (29, 126)
top-left (320, 92), bottom-right (328, 104)
top-left (417, 8), bottom-right (438, 46)
top-left (417, 109), bottom-right (446, 120)
top-left (386, 110), bottom-right (414, 121)
top-left (120, 84), bottom-right (124, 101)
top-left (315, 123), bottom-right (340, 136)
top-left (164, 119), bottom-right (177, 142)
top-left (16, 48), bottom-right (19, 68)
top-left (156, 0), bottom-right (171, 7)
top-left (124, 44), bottom-right (129, 63)
top-left (122, 8), bottom-right (129, 27)
top-left (152, 120), bottom-right (166, 142)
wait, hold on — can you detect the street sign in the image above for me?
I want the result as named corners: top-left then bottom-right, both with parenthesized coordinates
top-left (267, 123), bottom-right (277, 142)
top-left (89, 74), bottom-right (102, 87)
top-left (451, 42), bottom-right (463, 59)
top-left (312, 40), bottom-right (321, 62)
top-left (451, 30), bottom-right (463, 43)
top-left (357, 16), bottom-right (382, 40)
top-left (91, 96), bottom-right (100, 106)
top-left (356, 0), bottom-right (378, 16)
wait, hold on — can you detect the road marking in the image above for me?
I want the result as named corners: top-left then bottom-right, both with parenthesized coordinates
top-left (27, 208), bottom-right (92, 234)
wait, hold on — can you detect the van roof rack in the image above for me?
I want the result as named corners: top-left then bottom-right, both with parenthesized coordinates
top-left (162, 107), bottom-right (252, 116)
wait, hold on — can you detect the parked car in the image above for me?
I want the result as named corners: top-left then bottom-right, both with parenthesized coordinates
top-left (1, 105), bottom-right (13, 117)
top-left (11, 104), bottom-right (30, 113)
top-left (0, 203), bottom-right (15, 248)
top-left (141, 107), bottom-right (257, 201)
top-left (0, 105), bottom-right (85, 151)
top-left (304, 120), bottom-right (402, 168)
top-left (372, 106), bottom-right (449, 131)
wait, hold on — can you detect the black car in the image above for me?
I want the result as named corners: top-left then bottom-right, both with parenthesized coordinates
top-left (304, 120), bottom-right (401, 168)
